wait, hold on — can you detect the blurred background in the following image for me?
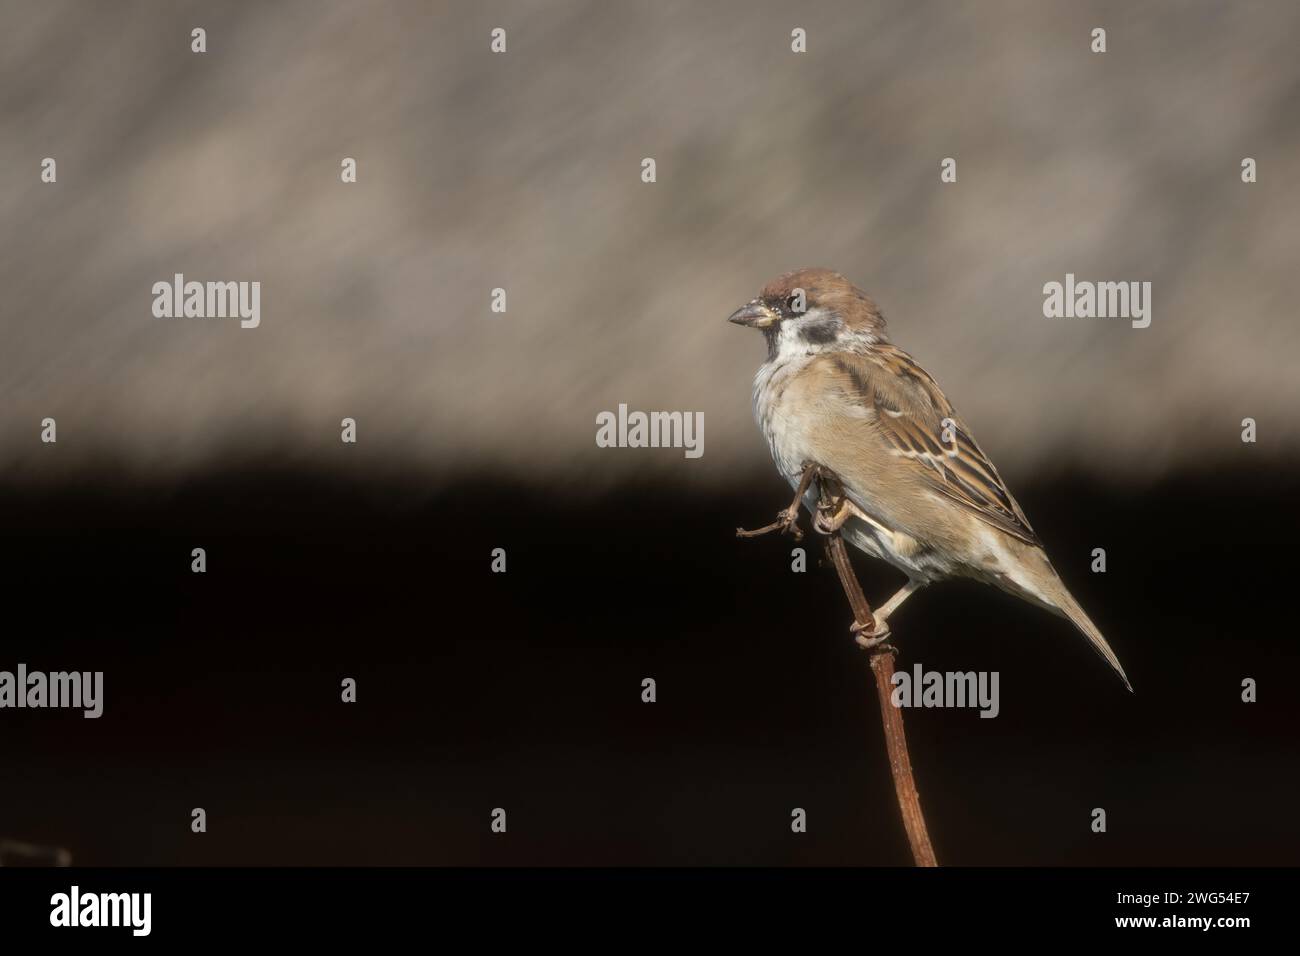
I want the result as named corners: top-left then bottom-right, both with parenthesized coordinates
top-left (1, 0), bottom-right (1297, 866)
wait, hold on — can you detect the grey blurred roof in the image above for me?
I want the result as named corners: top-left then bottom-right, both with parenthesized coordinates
top-left (2, 0), bottom-right (1297, 488)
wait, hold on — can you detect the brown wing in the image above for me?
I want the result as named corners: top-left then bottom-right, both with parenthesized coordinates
top-left (826, 346), bottom-right (1041, 547)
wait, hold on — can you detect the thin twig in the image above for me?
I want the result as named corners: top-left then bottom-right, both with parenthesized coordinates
top-left (737, 464), bottom-right (938, 866)
top-left (816, 506), bottom-right (939, 867)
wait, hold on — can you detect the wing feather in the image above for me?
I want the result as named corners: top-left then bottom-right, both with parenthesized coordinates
top-left (825, 347), bottom-right (1041, 547)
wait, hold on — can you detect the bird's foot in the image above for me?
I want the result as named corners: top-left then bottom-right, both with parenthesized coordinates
top-left (812, 493), bottom-right (856, 535)
top-left (850, 617), bottom-right (893, 651)
top-left (812, 507), bottom-right (844, 535)
top-left (737, 506), bottom-right (804, 541)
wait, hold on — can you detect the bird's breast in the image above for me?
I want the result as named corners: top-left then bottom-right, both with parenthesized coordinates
top-left (752, 357), bottom-right (815, 485)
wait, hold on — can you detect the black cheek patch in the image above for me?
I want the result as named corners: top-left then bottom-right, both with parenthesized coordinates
top-left (799, 319), bottom-right (840, 346)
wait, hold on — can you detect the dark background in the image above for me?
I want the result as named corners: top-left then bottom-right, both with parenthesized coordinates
top-left (3, 0), bottom-right (1298, 872)
top-left (2, 463), bottom-right (1295, 866)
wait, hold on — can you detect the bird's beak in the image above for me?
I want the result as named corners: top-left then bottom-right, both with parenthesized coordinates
top-left (727, 299), bottom-right (779, 329)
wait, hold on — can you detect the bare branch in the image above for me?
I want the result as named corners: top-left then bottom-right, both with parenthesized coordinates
top-left (738, 462), bottom-right (938, 866)
top-left (817, 512), bottom-right (938, 867)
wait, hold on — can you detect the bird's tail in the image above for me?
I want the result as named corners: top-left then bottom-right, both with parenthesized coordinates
top-left (1001, 546), bottom-right (1132, 692)
top-left (1049, 587), bottom-right (1132, 692)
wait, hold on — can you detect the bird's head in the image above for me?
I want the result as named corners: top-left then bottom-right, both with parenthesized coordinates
top-left (727, 267), bottom-right (887, 357)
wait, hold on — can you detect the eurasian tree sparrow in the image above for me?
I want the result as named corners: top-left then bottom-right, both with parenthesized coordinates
top-left (730, 268), bottom-right (1130, 690)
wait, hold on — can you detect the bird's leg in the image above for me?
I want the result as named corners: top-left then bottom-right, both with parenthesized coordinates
top-left (736, 462), bottom-right (821, 541)
top-left (851, 579), bottom-right (925, 648)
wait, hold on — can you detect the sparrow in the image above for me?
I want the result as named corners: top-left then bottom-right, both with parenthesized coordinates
top-left (729, 268), bottom-right (1130, 690)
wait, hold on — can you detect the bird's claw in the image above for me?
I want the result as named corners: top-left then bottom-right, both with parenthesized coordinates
top-left (736, 507), bottom-right (804, 541)
top-left (775, 507), bottom-right (803, 540)
top-left (850, 617), bottom-right (892, 650)
top-left (812, 494), bottom-right (852, 535)
top-left (856, 635), bottom-right (896, 656)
